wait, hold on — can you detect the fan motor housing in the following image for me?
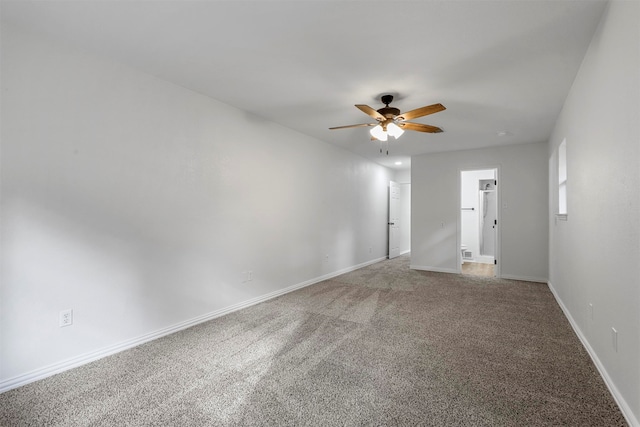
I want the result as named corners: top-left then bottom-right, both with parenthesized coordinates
top-left (378, 106), bottom-right (400, 118)
top-left (378, 95), bottom-right (399, 118)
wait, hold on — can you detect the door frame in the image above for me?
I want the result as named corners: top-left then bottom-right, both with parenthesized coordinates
top-left (458, 166), bottom-right (501, 277)
top-left (388, 180), bottom-right (401, 259)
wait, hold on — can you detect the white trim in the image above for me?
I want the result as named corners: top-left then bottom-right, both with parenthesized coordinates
top-left (400, 249), bottom-right (411, 256)
top-left (500, 274), bottom-right (548, 284)
top-left (547, 281), bottom-right (639, 427)
top-left (474, 255), bottom-right (495, 265)
top-left (409, 265), bottom-right (459, 274)
top-left (0, 256), bottom-right (386, 394)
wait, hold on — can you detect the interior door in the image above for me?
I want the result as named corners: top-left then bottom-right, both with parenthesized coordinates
top-left (481, 190), bottom-right (497, 257)
top-left (388, 181), bottom-right (401, 259)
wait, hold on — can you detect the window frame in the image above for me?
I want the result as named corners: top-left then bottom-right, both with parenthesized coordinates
top-left (557, 138), bottom-right (568, 220)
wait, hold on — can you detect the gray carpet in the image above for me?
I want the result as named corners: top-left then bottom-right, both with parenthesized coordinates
top-left (0, 255), bottom-right (627, 426)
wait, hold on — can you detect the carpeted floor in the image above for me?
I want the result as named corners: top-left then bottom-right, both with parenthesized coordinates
top-left (0, 255), bottom-right (627, 426)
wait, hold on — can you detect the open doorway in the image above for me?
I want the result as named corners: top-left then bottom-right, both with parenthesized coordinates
top-left (460, 169), bottom-right (498, 277)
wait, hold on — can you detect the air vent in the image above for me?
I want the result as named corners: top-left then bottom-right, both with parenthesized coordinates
top-left (463, 251), bottom-right (473, 260)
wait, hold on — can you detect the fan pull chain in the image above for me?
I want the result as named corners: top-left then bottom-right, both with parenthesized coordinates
top-left (375, 139), bottom-right (390, 155)
top-left (378, 140), bottom-right (389, 156)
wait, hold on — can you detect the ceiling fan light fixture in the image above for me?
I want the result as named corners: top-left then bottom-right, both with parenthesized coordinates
top-left (387, 122), bottom-right (404, 139)
top-left (330, 96), bottom-right (445, 147)
top-left (370, 124), bottom-right (388, 141)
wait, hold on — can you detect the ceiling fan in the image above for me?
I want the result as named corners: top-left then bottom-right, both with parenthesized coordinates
top-left (329, 95), bottom-right (445, 152)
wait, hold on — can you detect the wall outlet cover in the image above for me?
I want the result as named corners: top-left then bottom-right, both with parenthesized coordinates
top-left (59, 309), bottom-right (73, 327)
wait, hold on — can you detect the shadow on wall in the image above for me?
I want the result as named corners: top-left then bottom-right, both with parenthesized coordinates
top-left (0, 192), bottom-right (233, 381)
top-left (416, 222), bottom-right (457, 269)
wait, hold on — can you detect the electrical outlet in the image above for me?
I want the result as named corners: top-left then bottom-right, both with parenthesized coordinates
top-left (248, 271), bottom-right (253, 281)
top-left (588, 303), bottom-right (593, 320)
top-left (369, 247), bottom-right (372, 253)
top-left (324, 254), bottom-right (329, 263)
top-left (611, 327), bottom-right (618, 352)
top-left (59, 309), bottom-right (73, 327)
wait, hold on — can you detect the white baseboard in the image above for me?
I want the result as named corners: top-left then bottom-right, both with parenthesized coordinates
top-left (547, 281), bottom-right (639, 427)
top-left (409, 264), bottom-right (458, 274)
top-left (400, 249), bottom-right (411, 256)
top-left (410, 267), bottom-right (548, 284)
top-left (0, 256), bottom-right (386, 394)
top-left (500, 274), bottom-right (548, 283)
top-left (474, 255), bottom-right (494, 264)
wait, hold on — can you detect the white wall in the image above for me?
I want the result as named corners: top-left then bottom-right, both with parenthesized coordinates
top-left (395, 169), bottom-right (411, 184)
top-left (461, 169), bottom-right (495, 262)
top-left (0, 26), bottom-right (394, 387)
top-left (547, 1), bottom-right (639, 424)
top-left (411, 142), bottom-right (548, 282)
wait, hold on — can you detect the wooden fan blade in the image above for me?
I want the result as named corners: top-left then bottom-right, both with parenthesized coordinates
top-left (399, 122), bottom-right (443, 133)
top-left (329, 123), bottom-right (377, 130)
top-left (397, 103), bottom-right (446, 121)
top-left (355, 105), bottom-right (385, 121)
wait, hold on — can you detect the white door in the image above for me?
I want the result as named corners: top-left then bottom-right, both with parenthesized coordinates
top-left (388, 181), bottom-right (401, 259)
top-left (480, 190), bottom-right (497, 257)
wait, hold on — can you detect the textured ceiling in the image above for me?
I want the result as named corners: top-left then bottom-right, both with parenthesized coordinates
top-left (1, 0), bottom-right (607, 169)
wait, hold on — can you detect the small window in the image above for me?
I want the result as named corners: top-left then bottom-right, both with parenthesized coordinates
top-left (557, 139), bottom-right (567, 219)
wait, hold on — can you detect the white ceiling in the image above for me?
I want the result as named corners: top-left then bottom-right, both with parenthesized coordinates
top-left (2, 0), bottom-right (607, 170)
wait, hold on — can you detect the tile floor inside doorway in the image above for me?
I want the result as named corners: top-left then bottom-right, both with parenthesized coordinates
top-left (462, 262), bottom-right (494, 277)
